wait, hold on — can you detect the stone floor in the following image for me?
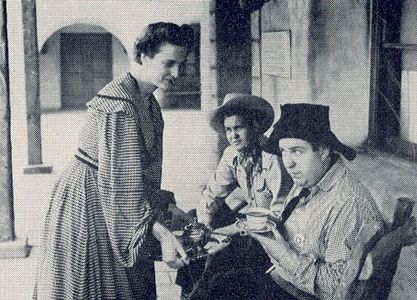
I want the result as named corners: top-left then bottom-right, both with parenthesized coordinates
top-left (0, 109), bottom-right (416, 299)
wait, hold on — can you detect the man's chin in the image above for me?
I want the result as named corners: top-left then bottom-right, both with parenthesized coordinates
top-left (157, 81), bottom-right (173, 91)
top-left (293, 178), bottom-right (307, 187)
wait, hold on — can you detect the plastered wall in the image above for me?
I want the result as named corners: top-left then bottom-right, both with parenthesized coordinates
top-left (258, 0), bottom-right (371, 147)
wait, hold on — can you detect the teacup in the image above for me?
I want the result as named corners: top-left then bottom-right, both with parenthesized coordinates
top-left (244, 207), bottom-right (270, 230)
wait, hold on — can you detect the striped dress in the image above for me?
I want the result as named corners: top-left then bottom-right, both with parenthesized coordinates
top-left (33, 73), bottom-right (175, 299)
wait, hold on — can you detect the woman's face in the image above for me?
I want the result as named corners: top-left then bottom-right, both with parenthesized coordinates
top-left (141, 43), bottom-right (188, 90)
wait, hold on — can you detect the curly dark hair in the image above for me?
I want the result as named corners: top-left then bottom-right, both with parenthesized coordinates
top-left (133, 22), bottom-right (194, 63)
top-left (222, 107), bottom-right (262, 130)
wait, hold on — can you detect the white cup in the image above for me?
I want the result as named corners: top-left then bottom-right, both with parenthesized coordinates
top-left (244, 207), bottom-right (270, 230)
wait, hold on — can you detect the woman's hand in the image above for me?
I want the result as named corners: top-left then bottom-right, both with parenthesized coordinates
top-left (160, 231), bottom-right (190, 269)
top-left (153, 222), bottom-right (190, 269)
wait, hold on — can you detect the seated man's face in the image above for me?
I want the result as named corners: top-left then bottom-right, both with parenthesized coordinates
top-left (224, 115), bottom-right (256, 152)
top-left (279, 138), bottom-right (328, 188)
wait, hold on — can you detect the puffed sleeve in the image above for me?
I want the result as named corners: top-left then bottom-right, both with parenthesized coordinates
top-left (97, 110), bottom-right (160, 267)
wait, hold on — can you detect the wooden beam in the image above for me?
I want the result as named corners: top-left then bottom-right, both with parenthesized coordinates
top-left (383, 43), bottom-right (417, 51)
top-left (367, 0), bottom-right (383, 148)
top-left (0, 0), bottom-right (31, 259)
top-left (0, 0), bottom-right (15, 243)
top-left (21, 0), bottom-right (52, 174)
top-left (251, 10), bottom-right (262, 96)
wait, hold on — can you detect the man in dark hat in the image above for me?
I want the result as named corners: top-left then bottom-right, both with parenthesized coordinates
top-left (250, 103), bottom-right (384, 300)
top-left (177, 94), bottom-right (293, 299)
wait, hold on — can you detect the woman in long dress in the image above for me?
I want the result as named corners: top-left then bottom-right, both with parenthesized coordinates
top-left (33, 22), bottom-right (194, 300)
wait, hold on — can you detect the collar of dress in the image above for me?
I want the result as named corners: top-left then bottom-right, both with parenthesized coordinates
top-left (87, 72), bottom-right (153, 114)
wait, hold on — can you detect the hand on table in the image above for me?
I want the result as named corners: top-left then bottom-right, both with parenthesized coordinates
top-left (204, 233), bottom-right (231, 255)
top-left (202, 223), bottom-right (241, 255)
top-left (212, 223), bottom-right (241, 236)
top-left (161, 230), bottom-right (190, 269)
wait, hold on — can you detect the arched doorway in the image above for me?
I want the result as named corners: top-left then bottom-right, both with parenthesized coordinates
top-left (39, 24), bottom-right (129, 110)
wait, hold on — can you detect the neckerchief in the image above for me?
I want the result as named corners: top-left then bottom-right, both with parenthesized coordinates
top-left (235, 147), bottom-right (263, 206)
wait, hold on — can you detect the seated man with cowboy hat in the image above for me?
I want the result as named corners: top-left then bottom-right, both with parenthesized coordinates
top-left (200, 93), bottom-right (292, 226)
top-left (249, 103), bottom-right (385, 299)
top-left (176, 93), bottom-right (293, 299)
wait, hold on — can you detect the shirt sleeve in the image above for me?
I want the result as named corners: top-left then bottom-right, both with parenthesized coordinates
top-left (97, 110), bottom-right (162, 268)
top-left (271, 196), bottom-right (383, 299)
top-left (197, 148), bottom-right (239, 223)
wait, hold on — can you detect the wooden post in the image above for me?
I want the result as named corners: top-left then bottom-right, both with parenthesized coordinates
top-left (208, 0), bottom-right (227, 161)
top-left (0, 0), bottom-right (15, 243)
top-left (209, 0), bottom-right (220, 108)
top-left (21, 0), bottom-right (52, 174)
top-left (0, 0), bottom-right (30, 258)
top-left (251, 9), bottom-right (262, 96)
top-left (367, 0), bottom-right (384, 148)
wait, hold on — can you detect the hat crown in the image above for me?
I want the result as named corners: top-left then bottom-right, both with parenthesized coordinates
top-left (222, 93), bottom-right (267, 106)
top-left (210, 93), bottom-right (275, 134)
top-left (264, 103), bottom-right (356, 160)
top-left (223, 93), bottom-right (248, 104)
top-left (279, 103), bottom-right (330, 135)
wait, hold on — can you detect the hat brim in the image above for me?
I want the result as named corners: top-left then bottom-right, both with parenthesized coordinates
top-left (264, 124), bottom-right (356, 161)
top-left (210, 96), bottom-right (274, 134)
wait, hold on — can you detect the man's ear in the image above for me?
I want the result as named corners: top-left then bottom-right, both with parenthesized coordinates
top-left (318, 145), bottom-right (331, 161)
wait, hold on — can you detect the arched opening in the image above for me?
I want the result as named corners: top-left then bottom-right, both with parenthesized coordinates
top-left (39, 23), bottom-right (129, 110)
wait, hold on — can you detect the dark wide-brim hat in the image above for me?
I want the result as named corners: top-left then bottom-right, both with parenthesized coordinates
top-left (264, 103), bottom-right (356, 161)
top-left (210, 93), bottom-right (274, 134)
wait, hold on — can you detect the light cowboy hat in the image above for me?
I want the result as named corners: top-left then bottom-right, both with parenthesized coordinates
top-left (264, 103), bottom-right (356, 160)
top-left (209, 93), bottom-right (275, 134)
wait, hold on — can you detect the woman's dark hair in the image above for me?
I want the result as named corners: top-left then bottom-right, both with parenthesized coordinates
top-left (133, 22), bottom-right (194, 63)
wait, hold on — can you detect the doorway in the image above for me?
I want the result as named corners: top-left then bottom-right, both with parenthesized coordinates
top-left (369, 0), bottom-right (417, 161)
top-left (60, 33), bottom-right (113, 109)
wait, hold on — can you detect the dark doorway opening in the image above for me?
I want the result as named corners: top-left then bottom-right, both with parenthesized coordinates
top-left (369, 0), bottom-right (417, 161)
top-left (61, 33), bottom-right (113, 109)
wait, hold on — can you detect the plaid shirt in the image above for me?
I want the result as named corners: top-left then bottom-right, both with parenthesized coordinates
top-left (269, 158), bottom-right (384, 299)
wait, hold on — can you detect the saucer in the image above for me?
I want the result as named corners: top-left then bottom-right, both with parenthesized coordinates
top-left (235, 219), bottom-right (276, 233)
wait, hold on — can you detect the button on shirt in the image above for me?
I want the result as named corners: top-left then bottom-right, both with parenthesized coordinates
top-left (269, 158), bottom-right (384, 300)
top-left (197, 146), bottom-right (289, 222)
